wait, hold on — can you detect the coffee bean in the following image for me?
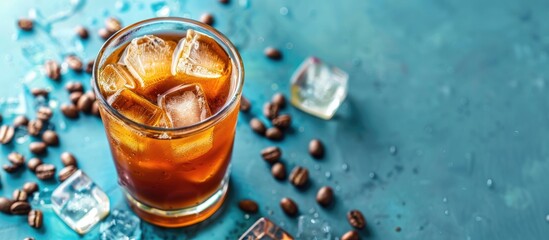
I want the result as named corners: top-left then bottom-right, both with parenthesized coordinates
top-left (341, 230), bottom-right (360, 240)
top-left (105, 17), bottom-right (122, 33)
top-left (27, 158), bottom-right (43, 172)
top-left (59, 165), bottom-right (78, 182)
top-left (261, 146), bottom-right (281, 164)
top-left (74, 25), bottom-right (89, 39)
top-left (289, 166), bottom-right (309, 188)
top-left (91, 101), bottom-right (100, 116)
top-left (219, 0), bottom-right (229, 4)
top-left (77, 94), bottom-right (94, 113)
top-left (13, 189), bottom-right (28, 202)
top-left (61, 152), bottom-right (77, 166)
top-left (309, 139), bottom-right (324, 159)
top-left (65, 82), bottom-right (84, 94)
top-left (98, 28), bottom-right (112, 40)
top-left (271, 162), bottom-right (286, 180)
top-left (263, 102), bottom-right (279, 120)
top-left (36, 106), bottom-right (53, 121)
top-left (0, 197), bottom-right (12, 213)
top-left (0, 125), bottom-right (15, 144)
top-left (28, 210), bottom-right (43, 228)
top-left (238, 199), bottom-right (258, 213)
top-left (35, 164), bottom-right (56, 180)
top-left (271, 93), bottom-right (286, 108)
top-left (272, 114), bottom-right (291, 129)
top-left (250, 118), bottom-right (266, 135)
top-left (10, 201), bottom-right (31, 215)
top-left (44, 60), bottom-right (61, 80)
top-left (3, 164), bottom-right (19, 173)
top-left (65, 55), bottom-right (83, 72)
top-left (86, 91), bottom-right (96, 101)
top-left (240, 95), bottom-right (251, 112)
top-left (42, 130), bottom-right (59, 146)
top-left (280, 197), bottom-right (298, 216)
top-left (17, 18), bottom-right (33, 31)
top-left (264, 47), bottom-right (282, 60)
top-left (61, 104), bottom-right (79, 118)
top-left (316, 186), bottom-right (334, 206)
top-left (200, 13), bottom-right (215, 25)
top-left (265, 127), bottom-right (283, 141)
top-left (86, 60), bottom-right (94, 74)
top-left (347, 210), bottom-right (366, 229)
top-left (31, 88), bottom-right (49, 97)
top-left (69, 91), bottom-right (83, 104)
top-left (27, 119), bottom-right (43, 136)
top-left (13, 115), bottom-right (29, 127)
top-left (29, 142), bottom-right (47, 155)
top-left (395, 226), bottom-right (401, 232)
top-left (23, 182), bottom-right (39, 194)
top-left (8, 152), bottom-right (25, 166)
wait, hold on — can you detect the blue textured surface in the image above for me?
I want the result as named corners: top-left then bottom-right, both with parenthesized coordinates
top-left (1, 0), bottom-right (549, 239)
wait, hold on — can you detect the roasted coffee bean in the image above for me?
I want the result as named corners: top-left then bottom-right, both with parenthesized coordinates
top-left (75, 25), bottom-right (89, 39)
top-left (219, 0), bottom-right (229, 4)
top-left (347, 210), bottom-right (366, 229)
top-left (10, 201), bottom-right (31, 215)
top-left (13, 115), bottom-right (29, 127)
top-left (250, 118), bottom-right (266, 135)
top-left (27, 158), bottom-right (42, 172)
top-left (271, 162), bottom-right (286, 180)
top-left (341, 230), bottom-right (360, 240)
top-left (261, 146), bottom-right (281, 164)
top-left (272, 114), bottom-right (291, 129)
top-left (13, 189), bottom-right (28, 202)
top-left (61, 103), bottom-right (79, 118)
top-left (42, 130), bottom-right (59, 146)
top-left (263, 102), bottom-right (279, 120)
top-left (86, 91), bottom-right (96, 101)
top-left (77, 94), bottom-right (94, 113)
top-left (105, 17), bottom-right (122, 33)
top-left (0, 125), bottom-right (15, 144)
top-left (58, 165), bottom-right (78, 182)
top-left (289, 166), bottom-right (309, 188)
top-left (35, 164), bottom-right (56, 180)
top-left (91, 101), bottom-right (100, 116)
top-left (98, 28), bottom-right (112, 40)
top-left (200, 13), bottom-right (215, 25)
top-left (65, 55), bottom-right (83, 72)
top-left (316, 186), bottom-right (334, 206)
top-left (17, 18), bottom-right (33, 31)
top-left (31, 88), bottom-right (49, 97)
top-left (238, 199), bottom-right (258, 213)
top-left (27, 119), bottom-right (43, 136)
top-left (23, 182), bottom-right (39, 194)
top-left (36, 106), bottom-right (53, 121)
top-left (265, 127), bottom-right (283, 141)
top-left (28, 210), bottom-right (43, 228)
top-left (8, 152), bottom-right (25, 166)
top-left (61, 152), bottom-right (77, 166)
top-left (3, 164), bottom-right (18, 173)
top-left (65, 81), bottom-right (84, 93)
top-left (70, 91), bottom-right (83, 104)
top-left (29, 142), bottom-right (47, 154)
top-left (280, 197), bottom-right (298, 216)
top-left (264, 47), bottom-right (282, 60)
top-left (309, 139), bottom-right (324, 159)
top-left (0, 197), bottom-right (12, 213)
top-left (44, 60), bottom-right (61, 80)
top-left (271, 93), bottom-right (286, 108)
top-left (86, 60), bottom-right (94, 74)
top-left (240, 95), bottom-right (251, 112)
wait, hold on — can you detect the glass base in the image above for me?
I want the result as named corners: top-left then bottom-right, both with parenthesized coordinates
top-left (124, 177), bottom-right (229, 228)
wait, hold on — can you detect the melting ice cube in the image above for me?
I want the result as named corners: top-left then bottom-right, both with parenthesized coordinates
top-left (100, 209), bottom-right (141, 240)
top-left (108, 88), bottom-right (165, 126)
top-left (158, 83), bottom-right (211, 128)
top-left (296, 215), bottom-right (331, 240)
top-left (99, 64), bottom-right (136, 96)
top-left (239, 217), bottom-right (294, 240)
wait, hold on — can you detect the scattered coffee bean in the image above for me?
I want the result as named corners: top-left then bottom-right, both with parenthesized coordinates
top-left (86, 60), bottom-right (94, 74)
top-left (263, 102), bottom-right (279, 120)
top-left (17, 18), bottom-right (33, 31)
top-left (98, 28), bottom-right (112, 40)
top-left (0, 197), bottom-right (12, 213)
top-left (271, 93), bottom-right (286, 108)
top-left (238, 199), bottom-right (259, 213)
top-left (10, 201), bottom-right (31, 215)
top-left (61, 152), bottom-right (77, 166)
top-left (309, 139), bottom-right (324, 159)
top-left (61, 103), bottom-right (79, 118)
top-left (27, 119), bottom-right (43, 136)
top-left (23, 182), bottom-right (39, 194)
top-left (280, 197), bottom-right (298, 216)
top-left (272, 114), bottom-right (291, 129)
top-left (86, 91), bottom-right (96, 101)
top-left (347, 210), bottom-right (366, 229)
top-left (31, 88), bottom-right (49, 97)
top-left (264, 47), bottom-right (282, 60)
top-left (36, 106), bottom-right (53, 121)
top-left (27, 158), bottom-right (43, 172)
top-left (265, 127), bottom-right (283, 141)
top-left (0, 125), bottom-right (15, 144)
top-left (28, 210), bottom-right (43, 228)
top-left (77, 94), bottom-right (94, 113)
top-left (200, 13), bottom-right (215, 25)
top-left (44, 60), bottom-right (61, 80)
top-left (42, 130), bottom-right (59, 146)
top-left (65, 81), bottom-right (84, 93)
top-left (35, 164), bottom-right (56, 180)
top-left (58, 165), bottom-right (78, 182)
top-left (65, 55), bottom-right (83, 72)
top-left (250, 118), bottom-right (266, 135)
top-left (219, 0), bottom-right (229, 4)
top-left (240, 95), bottom-right (251, 112)
top-left (74, 25), bottom-right (89, 39)
top-left (91, 101), bottom-right (100, 116)
top-left (13, 115), bottom-right (29, 127)
top-left (289, 166), bottom-right (309, 188)
top-left (12, 189), bottom-right (28, 202)
top-left (3, 164), bottom-right (19, 173)
top-left (316, 186), bottom-right (334, 206)
top-left (105, 17), bottom-right (122, 33)
top-left (271, 162), bottom-right (286, 180)
top-left (70, 91), bottom-right (83, 104)
top-left (29, 142), bottom-right (47, 154)
top-left (341, 230), bottom-right (360, 240)
top-left (261, 146), bottom-right (281, 164)
top-left (8, 152), bottom-right (25, 166)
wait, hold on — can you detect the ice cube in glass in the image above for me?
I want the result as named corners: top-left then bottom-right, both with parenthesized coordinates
top-left (98, 63), bottom-right (136, 96)
top-left (108, 88), bottom-right (165, 126)
top-left (158, 83), bottom-right (211, 128)
top-left (239, 217), bottom-right (294, 240)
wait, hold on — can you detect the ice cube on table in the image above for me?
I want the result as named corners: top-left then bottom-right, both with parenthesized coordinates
top-left (123, 35), bottom-right (176, 88)
top-left (239, 217), bottom-right (294, 240)
top-left (296, 215), bottom-right (331, 240)
top-left (51, 170), bottom-right (110, 234)
top-left (290, 57), bottom-right (348, 120)
top-left (108, 89), bottom-right (165, 127)
top-left (99, 64), bottom-right (136, 96)
top-left (100, 209), bottom-right (141, 240)
top-left (31, 187), bottom-right (53, 208)
top-left (158, 83), bottom-right (211, 128)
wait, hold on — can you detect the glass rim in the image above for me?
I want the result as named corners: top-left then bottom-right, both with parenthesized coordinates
top-left (92, 17), bottom-right (244, 134)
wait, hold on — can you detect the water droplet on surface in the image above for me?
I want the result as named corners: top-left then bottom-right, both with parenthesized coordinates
top-left (268, 210), bottom-right (274, 216)
top-left (115, 0), bottom-right (130, 12)
top-left (369, 172), bottom-right (376, 179)
top-left (486, 178), bottom-right (494, 188)
top-left (279, 7), bottom-right (289, 16)
top-left (442, 197), bottom-right (447, 203)
top-left (239, 0), bottom-right (250, 9)
top-left (444, 210), bottom-right (449, 215)
top-left (325, 171), bottom-right (331, 179)
top-left (314, 164), bottom-right (320, 171)
top-left (335, 185), bottom-right (341, 191)
top-left (389, 146), bottom-right (397, 155)
top-left (244, 214), bottom-right (250, 220)
top-left (308, 208), bottom-right (316, 214)
top-left (341, 163), bottom-right (349, 172)
top-left (545, 214), bottom-right (549, 222)
top-left (475, 216), bottom-right (482, 222)
top-left (271, 189), bottom-right (276, 194)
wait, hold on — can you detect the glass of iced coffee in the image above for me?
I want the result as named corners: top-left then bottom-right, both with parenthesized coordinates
top-left (92, 18), bottom-right (243, 227)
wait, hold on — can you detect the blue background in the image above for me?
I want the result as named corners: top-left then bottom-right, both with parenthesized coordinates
top-left (1, 0), bottom-right (549, 239)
